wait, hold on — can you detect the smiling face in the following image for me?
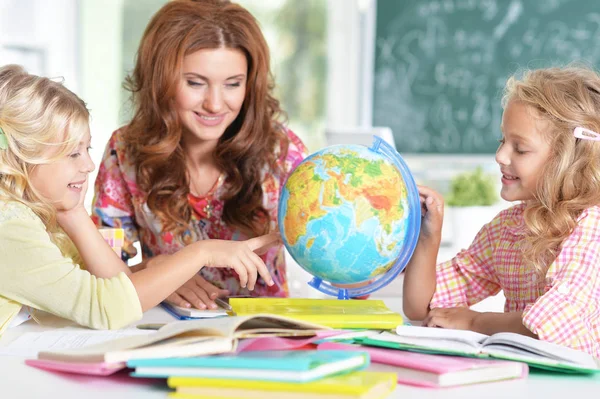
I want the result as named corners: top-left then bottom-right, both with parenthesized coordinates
top-left (29, 131), bottom-right (95, 211)
top-left (174, 47), bottom-right (248, 147)
top-left (495, 100), bottom-right (553, 202)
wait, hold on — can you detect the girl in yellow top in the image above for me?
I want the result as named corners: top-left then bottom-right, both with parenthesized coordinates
top-left (0, 65), bottom-right (278, 335)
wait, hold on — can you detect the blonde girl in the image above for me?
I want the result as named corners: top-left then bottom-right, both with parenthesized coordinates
top-left (404, 66), bottom-right (600, 357)
top-left (0, 65), bottom-right (277, 334)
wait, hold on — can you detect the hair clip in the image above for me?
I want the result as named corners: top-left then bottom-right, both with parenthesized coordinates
top-left (574, 127), bottom-right (600, 141)
top-left (0, 127), bottom-right (8, 150)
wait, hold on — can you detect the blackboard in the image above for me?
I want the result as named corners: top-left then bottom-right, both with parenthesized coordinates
top-left (373, 0), bottom-right (600, 154)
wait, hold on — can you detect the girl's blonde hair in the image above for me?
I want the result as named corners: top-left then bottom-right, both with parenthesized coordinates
top-left (503, 65), bottom-right (600, 278)
top-left (0, 64), bottom-right (90, 248)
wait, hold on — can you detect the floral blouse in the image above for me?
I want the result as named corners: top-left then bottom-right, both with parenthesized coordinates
top-left (92, 127), bottom-right (308, 297)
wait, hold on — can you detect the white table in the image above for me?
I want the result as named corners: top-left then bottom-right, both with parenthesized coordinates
top-left (1, 301), bottom-right (598, 399)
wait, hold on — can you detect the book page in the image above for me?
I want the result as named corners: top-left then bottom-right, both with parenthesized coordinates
top-left (233, 315), bottom-right (328, 337)
top-left (159, 314), bottom-right (328, 338)
top-left (369, 331), bottom-right (482, 355)
top-left (0, 328), bottom-right (152, 358)
top-left (156, 315), bottom-right (304, 339)
top-left (395, 325), bottom-right (489, 345)
top-left (482, 333), bottom-right (598, 369)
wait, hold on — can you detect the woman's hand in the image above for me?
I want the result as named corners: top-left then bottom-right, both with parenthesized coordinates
top-left (417, 185), bottom-right (444, 241)
top-left (166, 274), bottom-right (230, 309)
top-left (198, 232), bottom-right (281, 291)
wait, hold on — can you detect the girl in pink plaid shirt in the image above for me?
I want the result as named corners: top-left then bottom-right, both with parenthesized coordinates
top-left (403, 66), bottom-right (600, 357)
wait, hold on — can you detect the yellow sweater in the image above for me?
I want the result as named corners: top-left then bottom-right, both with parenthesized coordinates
top-left (0, 200), bottom-right (142, 335)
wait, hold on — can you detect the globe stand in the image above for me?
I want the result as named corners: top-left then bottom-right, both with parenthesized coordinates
top-left (307, 277), bottom-right (350, 299)
top-left (300, 136), bottom-right (421, 300)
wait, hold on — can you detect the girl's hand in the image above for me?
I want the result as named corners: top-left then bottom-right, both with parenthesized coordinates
top-left (417, 185), bottom-right (444, 240)
top-left (166, 274), bottom-right (230, 310)
top-left (56, 179), bottom-right (90, 226)
top-left (76, 179), bottom-right (89, 209)
top-left (422, 307), bottom-right (478, 330)
top-left (200, 232), bottom-right (281, 291)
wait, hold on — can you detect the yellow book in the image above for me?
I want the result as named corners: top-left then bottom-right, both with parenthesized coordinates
top-left (168, 370), bottom-right (397, 399)
top-left (229, 298), bottom-right (402, 329)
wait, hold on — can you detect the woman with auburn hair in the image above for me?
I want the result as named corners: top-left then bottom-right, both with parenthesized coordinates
top-left (93, 0), bottom-right (307, 310)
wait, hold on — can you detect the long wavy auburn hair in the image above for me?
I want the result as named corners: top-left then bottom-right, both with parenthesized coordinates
top-left (0, 64), bottom-right (90, 255)
top-left (502, 66), bottom-right (600, 278)
top-left (123, 0), bottom-right (289, 236)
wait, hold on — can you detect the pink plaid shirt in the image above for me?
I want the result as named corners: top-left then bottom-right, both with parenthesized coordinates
top-left (431, 203), bottom-right (600, 357)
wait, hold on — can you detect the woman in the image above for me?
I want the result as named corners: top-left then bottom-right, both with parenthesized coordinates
top-left (93, 0), bottom-right (307, 310)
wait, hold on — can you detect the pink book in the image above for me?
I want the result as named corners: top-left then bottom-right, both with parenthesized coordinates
top-left (317, 342), bottom-right (528, 388)
top-left (25, 359), bottom-right (126, 376)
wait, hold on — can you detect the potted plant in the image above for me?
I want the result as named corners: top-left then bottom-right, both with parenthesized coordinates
top-left (446, 167), bottom-right (499, 250)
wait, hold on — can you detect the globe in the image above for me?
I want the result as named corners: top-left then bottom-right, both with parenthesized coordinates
top-left (278, 137), bottom-right (421, 299)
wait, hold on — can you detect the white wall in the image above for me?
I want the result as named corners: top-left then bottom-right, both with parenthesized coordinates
top-left (0, 0), bottom-right (78, 90)
top-left (326, 0), bottom-right (362, 128)
top-left (79, 0), bottom-right (125, 209)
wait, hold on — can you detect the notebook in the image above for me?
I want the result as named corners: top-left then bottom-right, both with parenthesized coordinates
top-left (128, 350), bottom-right (369, 382)
top-left (167, 371), bottom-right (397, 399)
top-left (228, 298), bottom-right (403, 329)
top-left (357, 325), bottom-right (600, 373)
top-left (318, 342), bottom-right (528, 388)
top-left (27, 314), bottom-right (329, 374)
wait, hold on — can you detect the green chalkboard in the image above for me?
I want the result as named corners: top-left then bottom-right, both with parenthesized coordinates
top-left (373, 0), bottom-right (600, 153)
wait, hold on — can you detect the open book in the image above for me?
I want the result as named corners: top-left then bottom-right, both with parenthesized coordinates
top-left (357, 325), bottom-right (600, 374)
top-left (26, 314), bottom-right (329, 375)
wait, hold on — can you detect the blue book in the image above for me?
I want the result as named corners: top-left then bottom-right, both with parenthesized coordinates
top-left (160, 301), bottom-right (228, 320)
top-left (128, 350), bottom-right (370, 382)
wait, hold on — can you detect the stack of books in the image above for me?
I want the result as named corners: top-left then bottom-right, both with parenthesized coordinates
top-left (25, 314), bottom-right (329, 375)
top-left (25, 297), bottom-right (600, 395)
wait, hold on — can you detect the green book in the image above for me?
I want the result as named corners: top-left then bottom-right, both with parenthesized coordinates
top-left (356, 326), bottom-right (600, 374)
